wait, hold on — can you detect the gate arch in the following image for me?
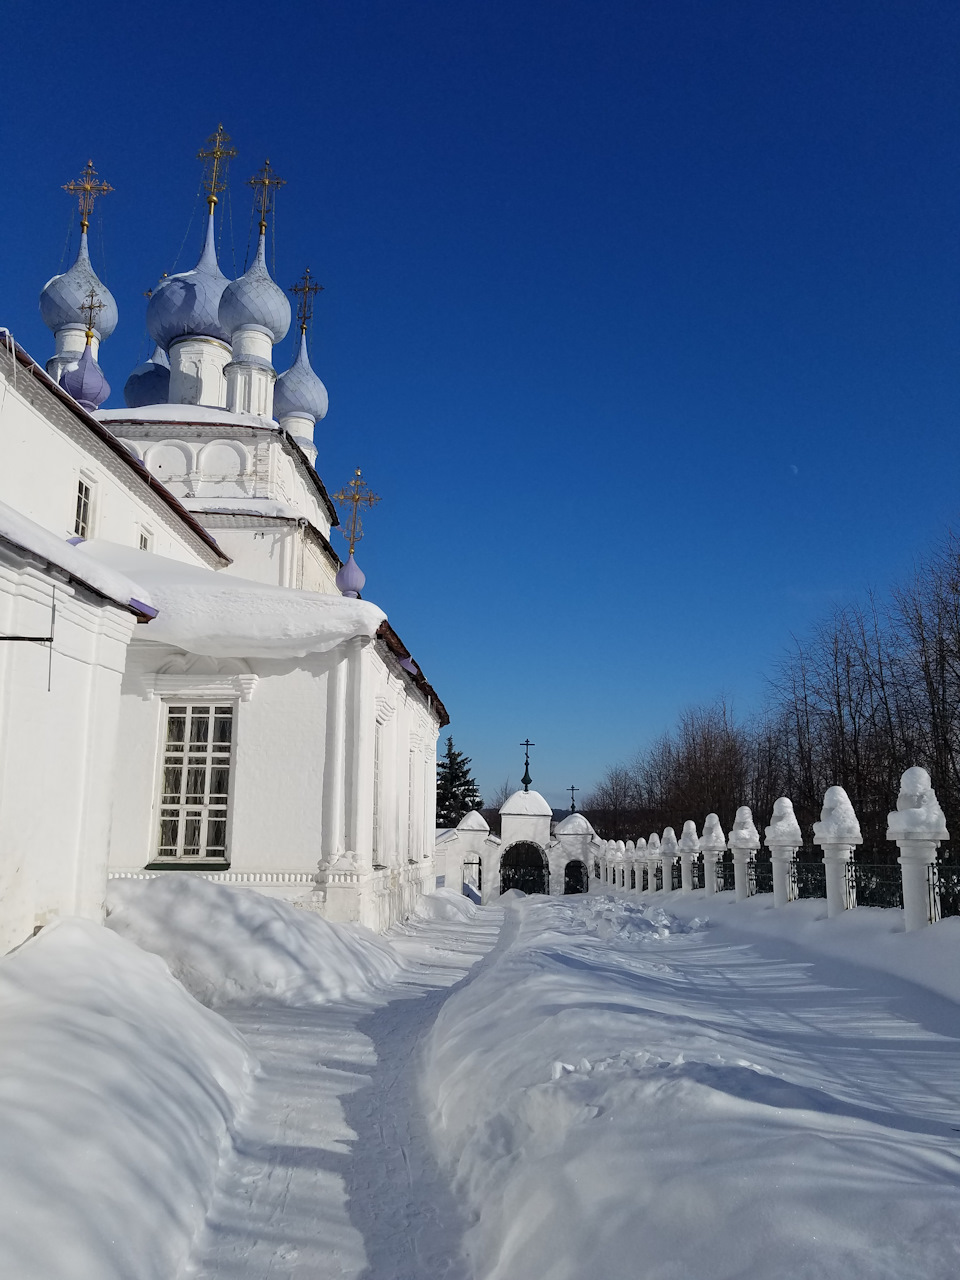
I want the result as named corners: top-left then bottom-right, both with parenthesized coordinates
top-left (500, 842), bottom-right (548, 895)
top-left (563, 859), bottom-right (589, 895)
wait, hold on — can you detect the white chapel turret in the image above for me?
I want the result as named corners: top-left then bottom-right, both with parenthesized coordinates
top-left (220, 161), bottom-right (291, 418)
top-left (40, 160), bottom-right (117, 386)
top-left (145, 125), bottom-right (236, 409)
top-left (274, 267), bottom-right (328, 465)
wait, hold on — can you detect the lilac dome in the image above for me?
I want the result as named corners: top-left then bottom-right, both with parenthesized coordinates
top-left (146, 211), bottom-right (232, 349)
top-left (219, 233), bottom-right (291, 344)
top-left (123, 344), bottom-right (170, 408)
top-left (336, 552), bottom-right (365, 599)
top-left (274, 330), bottom-right (328, 423)
top-left (40, 231), bottom-right (118, 340)
top-left (60, 344), bottom-right (110, 411)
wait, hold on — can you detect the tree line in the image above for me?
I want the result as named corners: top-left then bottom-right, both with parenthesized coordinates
top-left (584, 534), bottom-right (960, 855)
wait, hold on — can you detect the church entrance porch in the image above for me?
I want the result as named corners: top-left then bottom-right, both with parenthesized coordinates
top-left (563, 859), bottom-right (589, 894)
top-left (500, 842), bottom-right (548, 895)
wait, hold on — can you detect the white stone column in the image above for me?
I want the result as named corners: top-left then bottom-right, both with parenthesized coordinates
top-left (646, 833), bottom-right (661, 892)
top-left (634, 838), bottom-right (647, 891)
top-left (765, 796), bottom-right (802, 909)
top-left (729, 806), bottom-right (760, 902)
top-left (661, 827), bottom-right (679, 893)
top-left (813, 785), bottom-right (862, 917)
top-left (678, 820), bottom-right (700, 892)
top-left (700, 814), bottom-right (726, 895)
top-left (888, 767), bottom-right (948, 932)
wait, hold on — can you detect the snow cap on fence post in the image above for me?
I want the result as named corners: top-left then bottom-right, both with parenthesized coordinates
top-left (813, 786), bottom-right (862, 918)
top-left (678, 819), bottom-right (700, 892)
top-left (887, 767), bottom-right (948, 932)
top-left (700, 813), bottom-right (726, 895)
top-left (728, 806), bottom-right (760, 902)
top-left (765, 797), bottom-right (802, 909)
top-left (661, 827), bottom-right (679, 891)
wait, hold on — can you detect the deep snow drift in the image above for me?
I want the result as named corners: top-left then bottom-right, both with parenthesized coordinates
top-left (106, 874), bottom-right (405, 1007)
top-left (423, 892), bottom-right (960, 1280)
top-left (0, 919), bottom-right (255, 1280)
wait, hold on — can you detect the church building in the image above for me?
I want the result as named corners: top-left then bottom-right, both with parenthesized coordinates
top-left (0, 133), bottom-right (446, 951)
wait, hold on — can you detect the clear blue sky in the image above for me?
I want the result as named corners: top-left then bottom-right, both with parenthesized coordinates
top-left (4, 1), bottom-right (960, 806)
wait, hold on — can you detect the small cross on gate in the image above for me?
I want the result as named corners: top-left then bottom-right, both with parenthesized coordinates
top-left (568, 784), bottom-right (579, 812)
top-left (520, 739), bottom-right (535, 792)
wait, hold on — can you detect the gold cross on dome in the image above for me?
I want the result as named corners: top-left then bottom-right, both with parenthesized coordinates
top-left (62, 160), bottom-right (113, 233)
top-left (248, 159), bottom-right (286, 233)
top-left (197, 124), bottom-right (237, 210)
top-left (333, 468), bottom-right (381, 555)
top-left (80, 289), bottom-right (104, 342)
top-left (289, 267), bottom-right (323, 334)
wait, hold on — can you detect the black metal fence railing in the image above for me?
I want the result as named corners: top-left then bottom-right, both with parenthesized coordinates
top-left (935, 853), bottom-right (960, 920)
top-left (693, 855), bottom-right (705, 890)
top-left (654, 865), bottom-right (663, 892)
top-left (718, 856), bottom-right (736, 892)
top-left (848, 861), bottom-right (901, 909)
top-left (670, 859), bottom-right (681, 891)
top-left (790, 855), bottom-right (826, 900)
top-left (754, 854), bottom-right (773, 895)
top-left (641, 866), bottom-right (648, 892)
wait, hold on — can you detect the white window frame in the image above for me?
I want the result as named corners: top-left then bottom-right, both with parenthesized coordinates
top-left (139, 525), bottom-right (153, 552)
top-left (153, 700), bottom-right (236, 863)
top-left (74, 474), bottom-right (95, 538)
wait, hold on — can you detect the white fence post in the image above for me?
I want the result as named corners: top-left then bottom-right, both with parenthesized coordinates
top-left (765, 796), bottom-right (801, 908)
top-left (729, 806), bottom-right (760, 902)
top-left (647, 833), bottom-right (662, 891)
top-left (678, 820), bottom-right (699, 892)
top-left (701, 813), bottom-right (726, 895)
top-left (661, 827), bottom-right (679, 892)
top-left (813, 786), bottom-right (861, 917)
top-left (635, 837), bottom-right (647, 891)
top-left (888, 767), bottom-right (948, 932)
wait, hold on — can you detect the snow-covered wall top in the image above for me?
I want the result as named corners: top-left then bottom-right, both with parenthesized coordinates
top-left (77, 540), bottom-right (384, 659)
top-left (499, 789), bottom-right (553, 817)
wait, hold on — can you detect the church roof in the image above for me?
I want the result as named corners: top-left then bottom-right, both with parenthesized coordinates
top-left (146, 211), bottom-right (232, 349)
top-left (40, 231), bottom-right (118, 341)
top-left (457, 811), bottom-right (489, 832)
top-left (499, 789), bottom-right (553, 817)
top-left (219, 233), bottom-right (291, 345)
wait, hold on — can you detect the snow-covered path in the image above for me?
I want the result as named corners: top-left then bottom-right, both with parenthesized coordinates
top-left (185, 909), bottom-right (504, 1280)
top-left (180, 891), bottom-right (960, 1280)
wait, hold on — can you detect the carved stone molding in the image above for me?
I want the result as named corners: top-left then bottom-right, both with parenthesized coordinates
top-left (140, 653), bottom-right (259, 702)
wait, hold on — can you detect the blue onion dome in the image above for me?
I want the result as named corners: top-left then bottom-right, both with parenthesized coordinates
top-left (60, 343), bottom-right (110, 411)
top-left (40, 231), bottom-right (118, 340)
top-left (123, 344), bottom-right (171, 408)
top-left (146, 211), bottom-right (232, 349)
top-left (336, 552), bottom-right (365, 598)
top-left (219, 232), bottom-right (291, 344)
top-left (274, 330), bottom-right (328, 422)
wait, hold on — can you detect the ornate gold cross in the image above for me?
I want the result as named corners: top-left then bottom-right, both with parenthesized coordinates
top-left (80, 289), bottom-right (104, 342)
top-left (248, 159), bottom-right (285, 233)
top-left (289, 267), bottom-right (323, 334)
top-left (62, 160), bottom-right (113, 233)
top-left (333, 468), bottom-right (381, 555)
top-left (197, 124), bottom-right (237, 211)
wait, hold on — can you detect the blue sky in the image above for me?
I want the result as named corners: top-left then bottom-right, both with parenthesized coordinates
top-left (4, 1), bottom-right (960, 805)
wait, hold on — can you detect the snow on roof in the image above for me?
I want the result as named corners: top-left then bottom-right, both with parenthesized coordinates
top-left (97, 403), bottom-right (277, 429)
top-left (554, 812), bottom-right (595, 836)
top-left (499, 789), bottom-right (553, 817)
top-left (76, 539), bottom-right (385, 659)
top-left (0, 500), bottom-right (151, 616)
top-left (457, 810), bottom-right (490, 832)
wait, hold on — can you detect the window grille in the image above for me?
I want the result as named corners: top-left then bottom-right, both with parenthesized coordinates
top-left (156, 704), bottom-right (233, 860)
top-left (75, 478), bottom-right (92, 538)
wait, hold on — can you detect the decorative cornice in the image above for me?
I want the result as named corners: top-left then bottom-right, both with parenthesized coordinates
top-left (140, 672), bottom-right (258, 702)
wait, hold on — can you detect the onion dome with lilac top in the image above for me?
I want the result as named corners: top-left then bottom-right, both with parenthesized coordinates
top-left (219, 233), bottom-right (291, 344)
top-left (60, 342), bottom-right (110, 411)
top-left (146, 211), bottom-right (232, 349)
top-left (273, 329), bottom-right (329, 423)
top-left (335, 552), bottom-right (365, 599)
top-left (40, 231), bottom-right (118, 341)
top-left (123, 344), bottom-right (170, 408)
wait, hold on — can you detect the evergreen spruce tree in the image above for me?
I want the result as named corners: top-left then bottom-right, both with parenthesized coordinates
top-left (436, 736), bottom-right (484, 827)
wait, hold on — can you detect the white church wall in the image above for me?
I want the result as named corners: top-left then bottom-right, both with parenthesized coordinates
top-left (0, 345), bottom-right (221, 568)
top-left (193, 518), bottom-right (340, 593)
top-left (0, 547), bottom-right (136, 953)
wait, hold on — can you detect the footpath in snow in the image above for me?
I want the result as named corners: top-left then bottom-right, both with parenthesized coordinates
top-left (3, 880), bottom-right (960, 1280)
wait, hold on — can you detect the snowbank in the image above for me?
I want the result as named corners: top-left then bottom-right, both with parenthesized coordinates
top-left (76, 539), bottom-right (385, 659)
top-left (0, 919), bottom-right (254, 1280)
top-left (106, 875), bottom-right (403, 1006)
top-left (423, 893), bottom-right (960, 1280)
top-left (410, 886), bottom-right (480, 923)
